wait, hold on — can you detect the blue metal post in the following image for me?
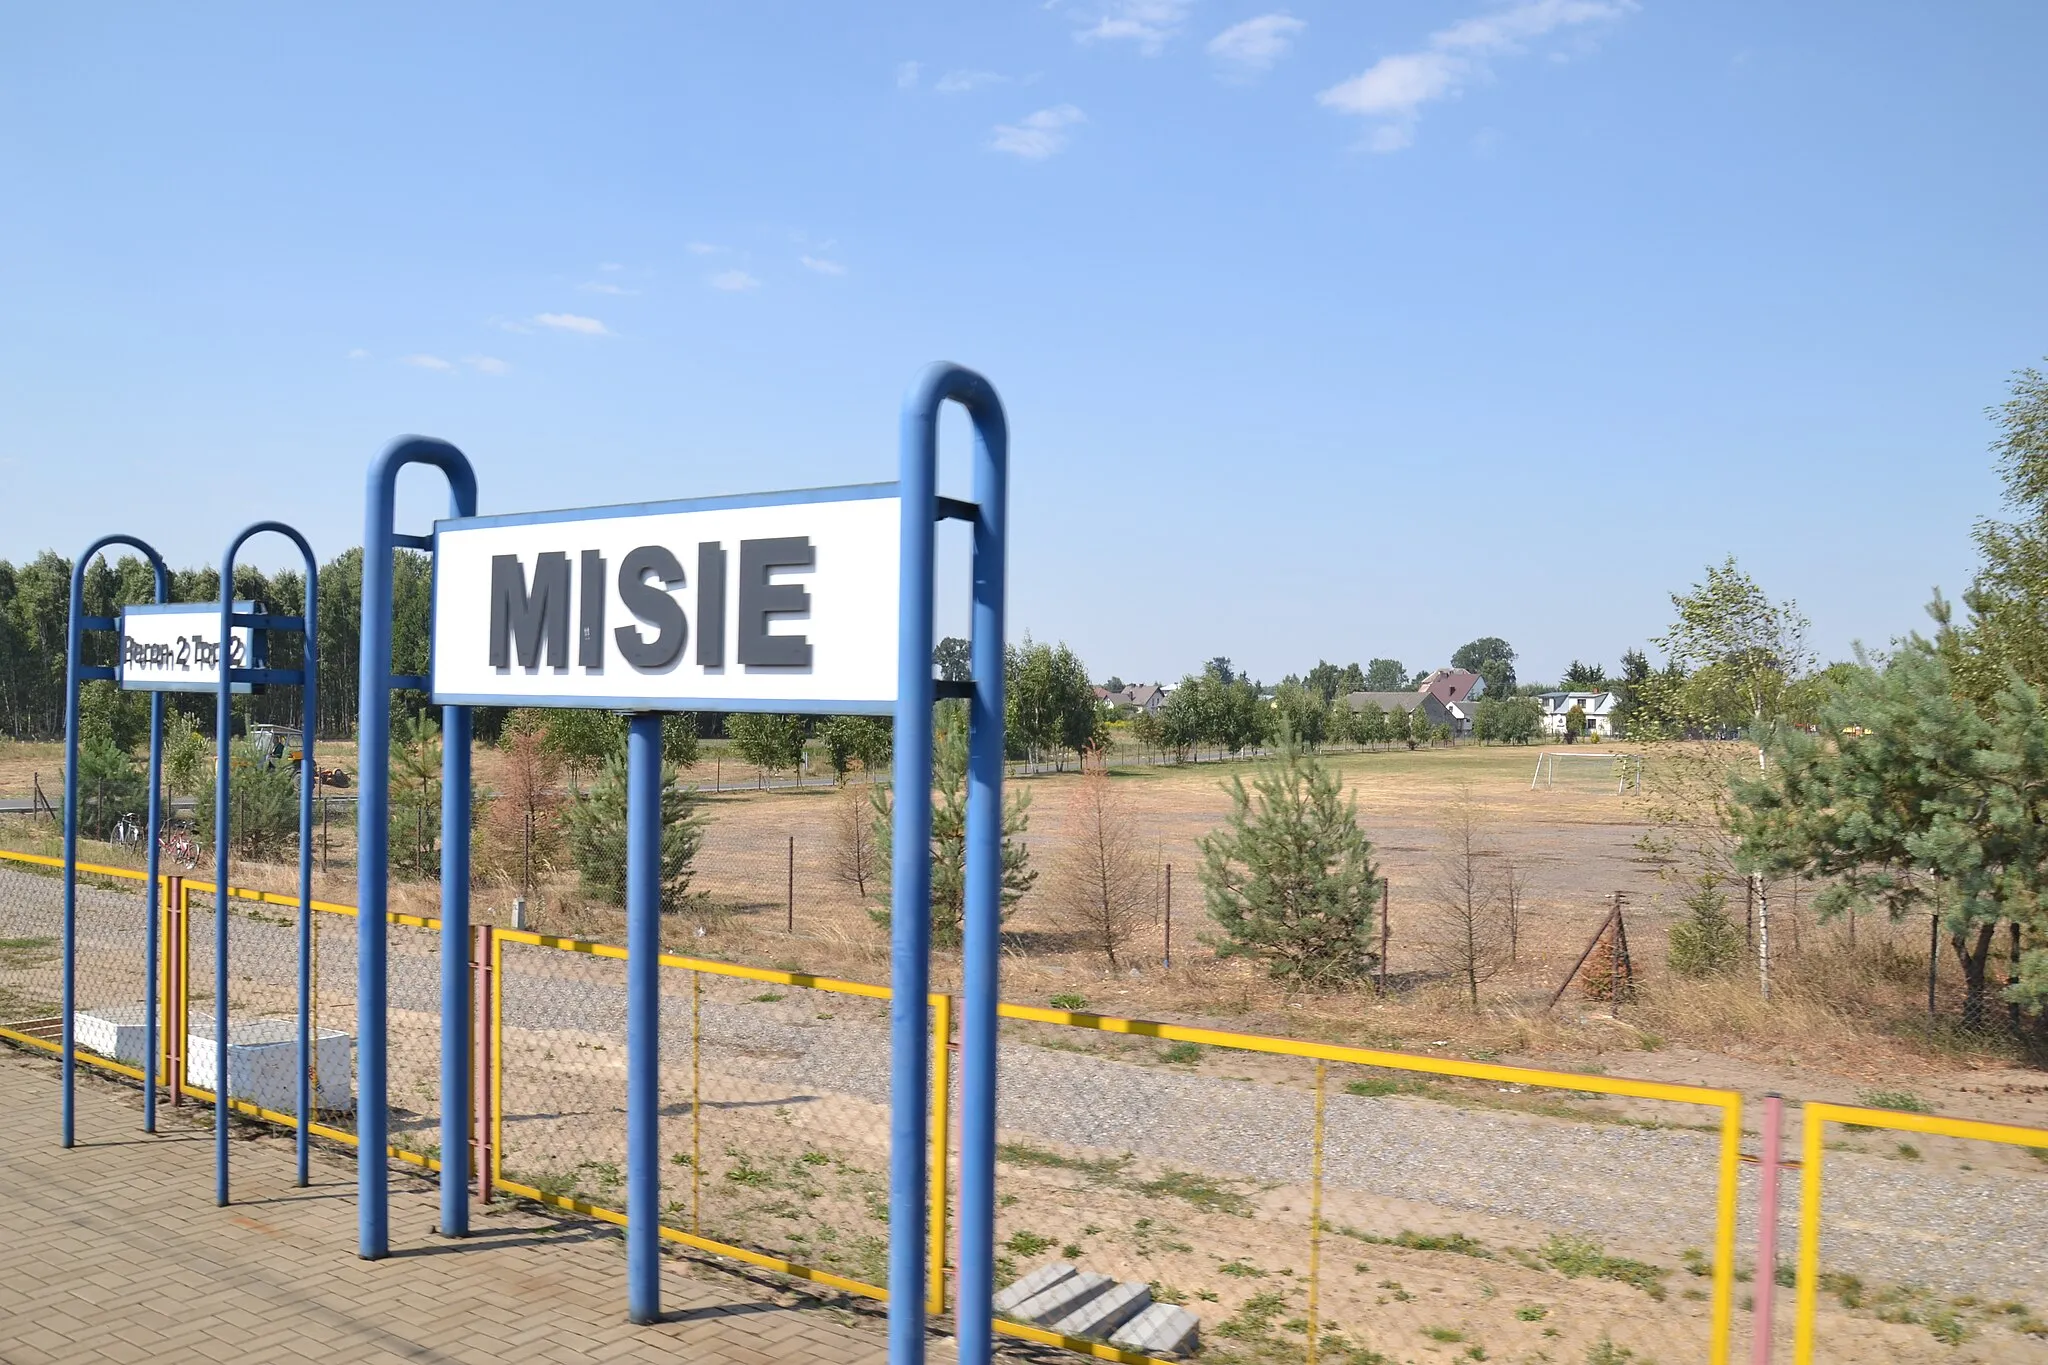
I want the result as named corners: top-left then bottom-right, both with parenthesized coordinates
top-left (957, 371), bottom-right (1009, 1365)
top-left (889, 373), bottom-right (941, 1363)
top-left (358, 437), bottom-right (476, 1259)
top-left (60, 567), bottom-right (86, 1150)
top-left (439, 696), bottom-right (472, 1236)
top-left (213, 561), bottom-right (235, 1204)
top-left (214, 526), bottom-right (320, 1197)
top-left (142, 683), bottom-right (165, 1135)
top-left (625, 712), bottom-right (663, 1323)
top-left (296, 566), bottom-right (319, 1189)
top-left (60, 536), bottom-right (169, 1150)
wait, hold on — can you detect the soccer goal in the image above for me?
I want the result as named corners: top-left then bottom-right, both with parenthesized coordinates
top-left (1531, 750), bottom-right (1642, 793)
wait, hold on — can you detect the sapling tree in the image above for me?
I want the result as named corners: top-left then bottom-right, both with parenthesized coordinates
top-left (1200, 721), bottom-right (1380, 987)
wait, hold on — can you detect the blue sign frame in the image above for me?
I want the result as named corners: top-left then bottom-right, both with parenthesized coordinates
top-left (60, 536), bottom-right (171, 1147)
top-left (345, 365), bottom-right (1010, 1362)
top-left (356, 437), bottom-right (479, 1258)
top-left (211, 523), bottom-right (320, 1204)
top-left (891, 362), bottom-right (1009, 1365)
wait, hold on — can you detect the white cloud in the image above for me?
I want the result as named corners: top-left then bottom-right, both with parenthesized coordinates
top-left (707, 269), bottom-right (760, 292)
top-left (534, 312), bottom-right (610, 335)
top-left (1318, 0), bottom-right (1632, 151)
top-left (581, 281), bottom-right (638, 295)
top-left (489, 317), bottom-right (533, 334)
top-left (346, 348), bottom-right (370, 360)
top-left (896, 60), bottom-right (921, 89)
top-left (599, 261), bottom-right (624, 272)
top-left (1207, 14), bottom-right (1305, 75)
top-left (935, 69), bottom-right (1006, 94)
top-left (465, 356), bottom-right (510, 375)
top-left (686, 241), bottom-right (723, 255)
top-left (990, 104), bottom-right (1087, 160)
top-left (401, 354), bottom-right (453, 371)
top-left (800, 255), bottom-right (847, 276)
top-left (1075, 0), bottom-right (1190, 55)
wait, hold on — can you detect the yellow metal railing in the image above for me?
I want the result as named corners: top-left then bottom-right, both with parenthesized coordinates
top-left (1793, 1101), bottom-right (2048, 1365)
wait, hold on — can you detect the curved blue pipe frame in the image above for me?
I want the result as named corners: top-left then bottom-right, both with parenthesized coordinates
top-left (890, 362), bottom-right (1009, 1365)
top-left (213, 523), bottom-right (319, 1205)
top-left (357, 437), bottom-right (477, 1259)
top-left (61, 536), bottom-right (170, 1150)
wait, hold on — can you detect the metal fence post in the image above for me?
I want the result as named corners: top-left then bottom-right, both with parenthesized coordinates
top-left (472, 923), bottom-right (495, 1206)
top-left (691, 971), bottom-right (702, 1235)
top-left (1751, 1093), bottom-right (1784, 1365)
top-left (928, 992), bottom-right (952, 1318)
top-left (165, 876), bottom-right (185, 1109)
top-left (1307, 1060), bottom-right (1326, 1365)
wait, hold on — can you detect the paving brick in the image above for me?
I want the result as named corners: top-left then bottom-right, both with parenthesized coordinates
top-left (0, 1050), bottom-right (922, 1365)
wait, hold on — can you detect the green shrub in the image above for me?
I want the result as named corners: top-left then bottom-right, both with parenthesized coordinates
top-left (1667, 876), bottom-right (1743, 978)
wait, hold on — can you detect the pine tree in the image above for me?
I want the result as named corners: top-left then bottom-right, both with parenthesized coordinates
top-left (566, 753), bottom-right (708, 911)
top-left (869, 701), bottom-right (1036, 945)
top-left (1667, 875), bottom-right (1744, 978)
top-left (1199, 720), bottom-right (1380, 987)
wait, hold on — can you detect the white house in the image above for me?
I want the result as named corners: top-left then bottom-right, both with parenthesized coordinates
top-left (1536, 691), bottom-right (1620, 738)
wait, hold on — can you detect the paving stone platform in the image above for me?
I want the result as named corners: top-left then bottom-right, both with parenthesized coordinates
top-left (0, 1048), bottom-right (931, 1365)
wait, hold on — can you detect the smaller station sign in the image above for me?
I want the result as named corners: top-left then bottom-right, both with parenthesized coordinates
top-left (118, 603), bottom-right (258, 694)
top-left (430, 484), bottom-right (901, 714)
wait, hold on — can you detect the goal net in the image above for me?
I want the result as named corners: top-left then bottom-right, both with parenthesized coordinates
top-left (1531, 751), bottom-right (1642, 793)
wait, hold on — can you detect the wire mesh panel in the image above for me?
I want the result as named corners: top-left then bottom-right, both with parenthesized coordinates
top-left (677, 968), bottom-right (897, 1292)
top-left (987, 1017), bottom-right (1319, 1360)
top-left (1315, 1061), bottom-right (1730, 1365)
top-left (985, 1013), bottom-right (1742, 1365)
top-left (496, 937), bottom-right (629, 1208)
top-left (385, 916), bottom-right (443, 1159)
top-left (0, 861), bottom-right (74, 1036)
top-left (1798, 1108), bottom-right (2048, 1365)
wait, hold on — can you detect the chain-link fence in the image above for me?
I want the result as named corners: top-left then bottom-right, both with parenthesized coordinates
top-left (981, 1008), bottom-right (1745, 1365)
top-left (15, 848), bottom-right (2048, 1364)
top-left (0, 854), bottom-right (154, 1089)
top-left (493, 931), bottom-right (919, 1298)
top-left (1791, 1103), bottom-right (2048, 1365)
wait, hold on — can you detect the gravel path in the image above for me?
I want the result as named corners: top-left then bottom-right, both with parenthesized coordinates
top-left (8, 863), bottom-right (2047, 1304)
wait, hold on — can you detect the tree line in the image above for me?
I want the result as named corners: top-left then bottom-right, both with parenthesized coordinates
top-left (0, 546), bottom-right (426, 743)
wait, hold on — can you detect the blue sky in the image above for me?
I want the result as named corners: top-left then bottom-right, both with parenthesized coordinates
top-left (3, 2), bottom-right (2044, 687)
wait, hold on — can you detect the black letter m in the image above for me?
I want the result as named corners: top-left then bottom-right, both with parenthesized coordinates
top-left (490, 552), bottom-right (570, 670)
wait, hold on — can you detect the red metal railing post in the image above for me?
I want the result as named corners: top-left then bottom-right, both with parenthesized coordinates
top-left (1751, 1093), bottom-right (1785, 1365)
top-left (165, 877), bottom-right (184, 1108)
top-left (471, 923), bottom-right (494, 1204)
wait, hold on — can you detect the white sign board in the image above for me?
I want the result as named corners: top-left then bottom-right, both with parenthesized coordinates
top-left (118, 603), bottom-right (258, 694)
top-left (430, 485), bottom-right (900, 714)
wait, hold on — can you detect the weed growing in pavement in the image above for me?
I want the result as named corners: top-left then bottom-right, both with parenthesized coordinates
top-left (1422, 1325), bottom-right (1464, 1342)
top-left (1515, 1305), bottom-right (1548, 1321)
top-left (1005, 1230), bottom-right (1056, 1257)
